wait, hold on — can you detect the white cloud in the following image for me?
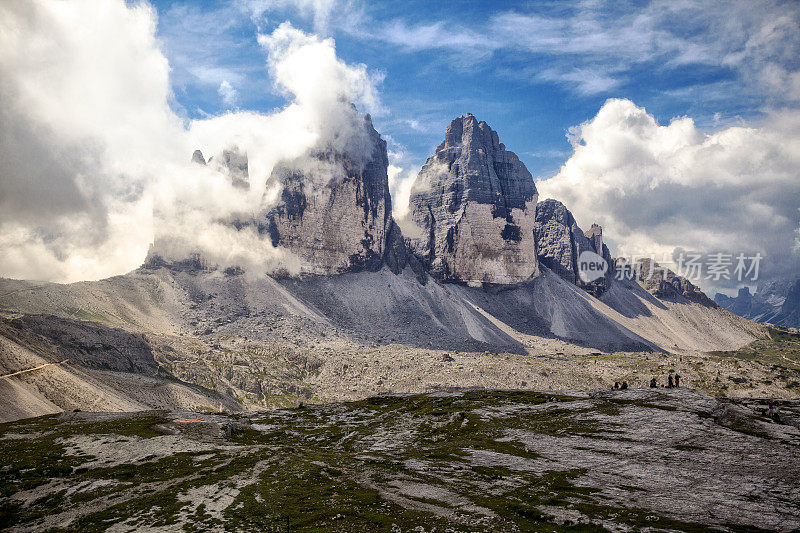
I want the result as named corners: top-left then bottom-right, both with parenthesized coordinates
top-left (243, 0), bottom-right (363, 34)
top-left (218, 80), bottom-right (238, 108)
top-left (0, 0), bottom-right (185, 282)
top-left (155, 22), bottom-right (387, 275)
top-left (537, 98), bottom-right (800, 289)
top-left (0, 2), bottom-right (383, 282)
top-left (323, 0), bottom-right (800, 100)
top-left (387, 164), bottom-right (414, 221)
top-left (383, 136), bottom-right (426, 239)
top-left (537, 67), bottom-right (620, 96)
top-left (258, 21), bottom-right (383, 116)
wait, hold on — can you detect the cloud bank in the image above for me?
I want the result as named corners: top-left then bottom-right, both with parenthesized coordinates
top-left (0, 0), bottom-right (182, 282)
top-left (0, 1), bottom-right (382, 282)
top-left (537, 99), bottom-right (800, 290)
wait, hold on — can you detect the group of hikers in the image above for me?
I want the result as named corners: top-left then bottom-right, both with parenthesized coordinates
top-left (611, 373), bottom-right (681, 390)
top-left (651, 373), bottom-right (680, 388)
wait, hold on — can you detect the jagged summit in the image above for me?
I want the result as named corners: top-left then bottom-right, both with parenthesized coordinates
top-left (261, 113), bottom-right (420, 277)
top-left (191, 149), bottom-right (206, 165)
top-left (716, 278), bottom-right (800, 327)
top-left (407, 114), bottom-right (539, 286)
top-left (189, 147), bottom-right (249, 189)
top-left (534, 199), bottom-right (613, 296)
top-left (629, 257), bottom-right (717, 307)
top-left (151, 113), bottom-right (721, 318)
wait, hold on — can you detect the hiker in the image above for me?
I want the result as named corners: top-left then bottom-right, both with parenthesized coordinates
top-left (674, 374), bottom-right (680, 387)
top-left (668, 374), bottom-right (674, 388)
top-left (613, 382), bottom-right (620, 390)
top-left (621, 381), bottom-right (628, 390)
top-left (768, 401), bottom-right (775, 419)
top-left (650, 377), bottom-right (657, 388)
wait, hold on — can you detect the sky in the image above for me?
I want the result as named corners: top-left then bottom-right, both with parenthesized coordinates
top-left (1, 0), bottom-right (799, 294)
top-left (153, 0), bottom-right (798, 174)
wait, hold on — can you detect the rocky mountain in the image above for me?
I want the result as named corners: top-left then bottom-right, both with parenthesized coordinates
top-left (623, 257), bottom-right (717, 307)
top-left (191, 146), bottom-right (249, 189)
top-left (152, 114), bottom-right (421, 278)
top-left (0, 112), bottom-right (775, 424)
top-left (407, 114), bottom-right (539, 286)
top-left (533, 198), bottom-right (613, 296)
top-left (260, 114), bottom-right (404, 275)
top-left (716, 279), bottom-right (800, 327)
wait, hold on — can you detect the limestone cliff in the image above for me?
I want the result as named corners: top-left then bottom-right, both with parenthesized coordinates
top-left (627, 257), bottom-right (716, 307)
top-left (533, 199), bottom-right (612, 296)
top-left (407, 114), bottom-right (539, 286)
top-left (262, 114), bottom-right (419, 277)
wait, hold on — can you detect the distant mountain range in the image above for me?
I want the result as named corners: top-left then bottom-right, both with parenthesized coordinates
top-left (715, 279), bottom-right (800, 327)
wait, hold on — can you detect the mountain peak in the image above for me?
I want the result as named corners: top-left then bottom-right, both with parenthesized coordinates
top-left (407, 115), bottom-right (539, 285)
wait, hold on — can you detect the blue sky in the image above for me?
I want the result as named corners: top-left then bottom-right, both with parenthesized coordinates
top-left (150, 0), bottom-right (799, 179)
top-left (1, 0), bottom-right (797, 285)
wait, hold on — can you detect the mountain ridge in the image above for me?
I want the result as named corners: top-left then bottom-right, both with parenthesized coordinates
top-left (0, 112), bottom-right (775, 423)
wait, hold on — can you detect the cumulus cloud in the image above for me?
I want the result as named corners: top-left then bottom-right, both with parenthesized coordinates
top-left (537, 98), bottom-right (800, 291)
top-left (218, 80), bottom-right (238, 108)
top-left (0, 1), bottom-right (382, 282)
top-left (257, 21), bottom-right (384, 156)
top-left (0, 0), bottom-right (184, 282)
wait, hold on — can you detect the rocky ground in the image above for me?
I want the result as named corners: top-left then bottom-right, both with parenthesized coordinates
top-left (1, 266), bottom-right (785, 422)
top-left (1, 265), bottom-right (798, 532)
top-left (2, 306), bottom-right (798, 421)
top-left (1, 388), bottom-right (798, 532)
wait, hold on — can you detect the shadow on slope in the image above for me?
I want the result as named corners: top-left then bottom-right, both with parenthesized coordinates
top-left (0, 316), bottom-right (240, 422)
top-left (450, 269), bottom-right (660, 352)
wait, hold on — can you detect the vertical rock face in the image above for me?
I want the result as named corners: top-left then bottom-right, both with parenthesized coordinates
top-left (262, 115), bottom-right (396, 275)
top-left (584, 224), bottom-right (604, 256)
top-left (533, 199), bottom-right (612, 295)
top-left (407, 114), bottom-right (539, 285)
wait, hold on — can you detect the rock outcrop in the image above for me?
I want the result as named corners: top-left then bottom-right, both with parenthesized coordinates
top-left (191, 149), bottom-right (206, 166)
top-left (407, 114), bottom-right (539, 286)
top-left (215, 148), bottom-right (249, 190)
top-left (533, 199), bottom-right (612, 296)
top-left (261, 114), bottom-right (417, 277)
top-left (627, 257), bottom-right (716, 307)
top-left (715, 287), bottom-right (756, 317)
